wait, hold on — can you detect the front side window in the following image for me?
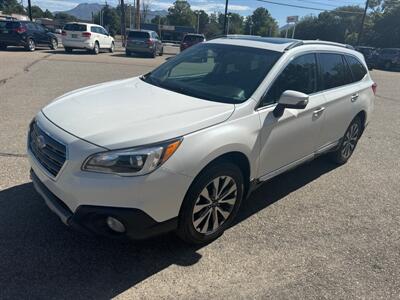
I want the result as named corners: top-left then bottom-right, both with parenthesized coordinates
top-left (346, 55), bottom-right (367, 82)
top-left (319, 53), bottom-right (348, 90)
top-left (262, 53), bottom-right (318, 106)
top-left (142, 43), bottom-right (281, 104)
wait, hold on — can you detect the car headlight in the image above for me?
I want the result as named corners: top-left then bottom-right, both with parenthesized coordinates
top-left (82, 138), bottom-right (182, 176)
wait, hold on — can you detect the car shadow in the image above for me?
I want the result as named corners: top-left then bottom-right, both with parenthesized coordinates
top-left (42, 49), bottom-right (95, 55)
top-left (0, 156), bottom-right (338, 299)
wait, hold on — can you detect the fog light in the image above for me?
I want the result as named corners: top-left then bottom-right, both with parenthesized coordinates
top-left (106, 216), bottom-right (126, 233)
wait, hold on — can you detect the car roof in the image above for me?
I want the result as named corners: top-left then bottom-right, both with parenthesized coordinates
top-left (128, 29), bottom-right (153, 33)
top-left (185, 33), bottom-right (205, 36)
top-left (208, 35), bottom-right (354, 53)
top-left (65, 22), bottom-right (98, 26)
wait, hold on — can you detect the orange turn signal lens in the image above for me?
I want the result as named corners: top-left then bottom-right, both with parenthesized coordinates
top-left (162, 139), bottom-right (182, 163)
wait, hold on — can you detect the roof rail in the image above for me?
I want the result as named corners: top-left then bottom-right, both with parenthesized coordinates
top-left (285, 40), bottom-right (355, 51)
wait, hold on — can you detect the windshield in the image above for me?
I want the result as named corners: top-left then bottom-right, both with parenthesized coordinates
top-left (183, 35), bottom-right (204, 43)
top-left (142, 43), bottom-right (281, 104)
top-left (64, 23), bottom-right (87, 31)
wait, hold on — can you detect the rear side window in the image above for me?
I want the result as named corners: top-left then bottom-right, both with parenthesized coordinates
top-left (5, 22), bottom-right (20, 29)
top-left (263, 53), bottom-right (318, 106)
top-left (25, 23), bottom-right (36, 31)
top-left (64, 24), bottom-right (87, 31)
top-left (346, 56), bottom-right (367, 82)
top-left (128, 31), bottom-right (149, 39)
top-left (319, 53), bottom-right (348, 90)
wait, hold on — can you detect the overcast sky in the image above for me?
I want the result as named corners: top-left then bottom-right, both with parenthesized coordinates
top-left (28, 0), bottom-right (367, 26)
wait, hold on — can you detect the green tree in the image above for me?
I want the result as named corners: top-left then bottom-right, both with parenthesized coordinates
top-left (94, 5), bottom-right (120, 35)
top-left (204, 13), bottom-right (222, 38)
top-left (31, 5), bottom-right (44, 19)
top-left (54, 12), bottom-right (78, 23)
top-left (43, 9), bottom-right (53, 19)
top-left (167, 0), bottom-right (195, 27)
top-left (151, 15), bottom-right (167, 25)
top-left (0, 0), bottom-right (25, 14)
top-left (247, 7), bottom-right (278, 37)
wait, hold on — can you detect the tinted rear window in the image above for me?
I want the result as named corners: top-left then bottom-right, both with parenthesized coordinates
top-left (0, 21), bottom-right (6, 29)
top-left (184, 35), bottom-right (204, 42)
top-left (346, 56), bottom-right (367, 82)
top-left (319, 53), bottom-right (348, 90)
top-left (128, 31), bottom-right (150, 39)
top-left (64, 24), bottom-right (87, 31)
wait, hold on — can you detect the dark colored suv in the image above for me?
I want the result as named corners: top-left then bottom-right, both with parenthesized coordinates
top-left (180, 34), bottom-right (205, 52)
top-left (378, 48), bottom-right (400, 70)
top-left (0, 20), bottom-right (58, 51)
top-left (355, 46), bottom-right (377, 69)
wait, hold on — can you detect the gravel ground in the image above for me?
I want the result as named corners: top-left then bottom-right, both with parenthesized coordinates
top-left (0, 47), bottom-right (399, 299)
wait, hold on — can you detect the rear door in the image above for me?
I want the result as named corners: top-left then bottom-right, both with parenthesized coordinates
top-left (317, 53), bottom-right (360, 148)
top-left (63, 23), bottom-right (87, 43)
top-left (99, 26), bottom-right (111, 48)
top-left (33, 23), bottom-right (49, 45)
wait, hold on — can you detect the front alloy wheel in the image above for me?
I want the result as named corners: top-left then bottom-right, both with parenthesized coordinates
top-left (192, 176), bottom-right (237, 235)
top-left (50, 38), bottom-right (58, 50)
top-left (177, 161), bottom-right (243, 244)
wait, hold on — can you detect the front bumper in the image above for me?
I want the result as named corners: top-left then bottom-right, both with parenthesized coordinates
top-left (31, 169), bottom-right (178, 239)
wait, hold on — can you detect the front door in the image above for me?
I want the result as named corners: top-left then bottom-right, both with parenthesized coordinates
top-left (257, 53), bottom-right (326, 180)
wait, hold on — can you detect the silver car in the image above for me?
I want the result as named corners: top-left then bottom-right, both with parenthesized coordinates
top-left (126, 29), bottom-right (163, 58)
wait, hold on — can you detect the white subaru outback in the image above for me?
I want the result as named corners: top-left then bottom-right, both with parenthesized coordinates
top-left (28, 36), bottom-right (376, 244)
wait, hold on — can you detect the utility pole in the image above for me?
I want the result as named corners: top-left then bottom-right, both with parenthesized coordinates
top-left (223, 0), bottom-right (229, 35)
top-left (121, 0), bottom-right (126, 46)
top-left (27, 0), bottom-right (32, 21)
top-left (357, 0), bottom-right (370, 45)
top-left (195, 11), bottom-right (200, 33)
top-left (135, 0), bottom-right (141, 30)
top-left (227, 13), bottom-right (231, 35)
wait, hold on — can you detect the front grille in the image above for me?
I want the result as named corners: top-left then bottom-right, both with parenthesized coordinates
top-left (28, 121), bottom-right (67, 177)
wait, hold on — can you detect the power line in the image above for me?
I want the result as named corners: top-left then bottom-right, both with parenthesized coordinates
top-left (256, 0), bottom-right (365, 14)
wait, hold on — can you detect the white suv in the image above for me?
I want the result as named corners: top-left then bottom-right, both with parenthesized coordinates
top-left (28, 36), bottom-right (375, 244)
top-left (61, 22), bottom-right (115, 54)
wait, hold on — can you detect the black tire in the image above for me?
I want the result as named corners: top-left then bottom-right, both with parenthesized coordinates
top-left (329, 116), bottom-right (362, 165)
top-left (65, 47), bottom-right (73, 53)
top-left (177, 161), bottom-right (244, 244)
top-left (109, 42), bottom-right (115, 53)
top-left (151, 48), bottom-right (157, 58)
top-left (25, 38), bottom-right (35, 51)
top-left (92, 41), bottom-right (100, 55)
top-left (50, 38), bottom-right (58, 50)
top-left (126, 49), bottom-right (131, 57)
top-left (0, 43), bottom-right (7, 50)
top-left (159, 47), bottom-right (164, 56)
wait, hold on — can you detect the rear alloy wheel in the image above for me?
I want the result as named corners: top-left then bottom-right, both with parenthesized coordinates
top-left (50, 38), bottom-right (58, 50)
top-left (92, 42), bottom-right (100, 55)
top-left (159, 47), bottom-right (164, 56)
top-left (109, 42), bottom-right (115, 53)
top-left (329, 116), bottom-right (362, 164)
top-left (26, 38), bottom-right (35, 51)
top-left (177, 162), bottom-right (244, 244)
top-left (151, 48), bottom-right (157, 58)
top-left (0, 44), bottom-right (6, 50)
top-left (126, 49), bottom-right (131, 57)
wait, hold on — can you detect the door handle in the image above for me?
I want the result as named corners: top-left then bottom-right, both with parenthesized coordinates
top-left (351, 93), bottom-right (359, 102)
top-left (313, 107), bottom-right (325, 116)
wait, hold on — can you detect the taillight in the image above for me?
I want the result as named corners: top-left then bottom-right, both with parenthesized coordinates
top-left (372, 83), bottom-right (377, 95)
top-left (14, 26), bottom-right (26, 34)
top-left (82, 32), bottom-right (91, 38)
top-left (62, 30), bottom-right (67, 36)
top-left (145, 39), bottom-right (154, 46)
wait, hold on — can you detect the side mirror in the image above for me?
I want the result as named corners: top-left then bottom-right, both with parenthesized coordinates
top-left (273, 90), bottom-right (309, 118)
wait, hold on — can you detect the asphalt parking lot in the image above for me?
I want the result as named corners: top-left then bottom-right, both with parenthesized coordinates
top-left (0, 47), bottom-right (399, 299)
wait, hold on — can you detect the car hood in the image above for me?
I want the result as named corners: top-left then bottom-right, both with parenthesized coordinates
top-left (42, 77), bottom-right (235, 149)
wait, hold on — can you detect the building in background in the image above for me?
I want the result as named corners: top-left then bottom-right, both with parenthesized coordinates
top-left (140, 23), bottom-right (195, 43)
